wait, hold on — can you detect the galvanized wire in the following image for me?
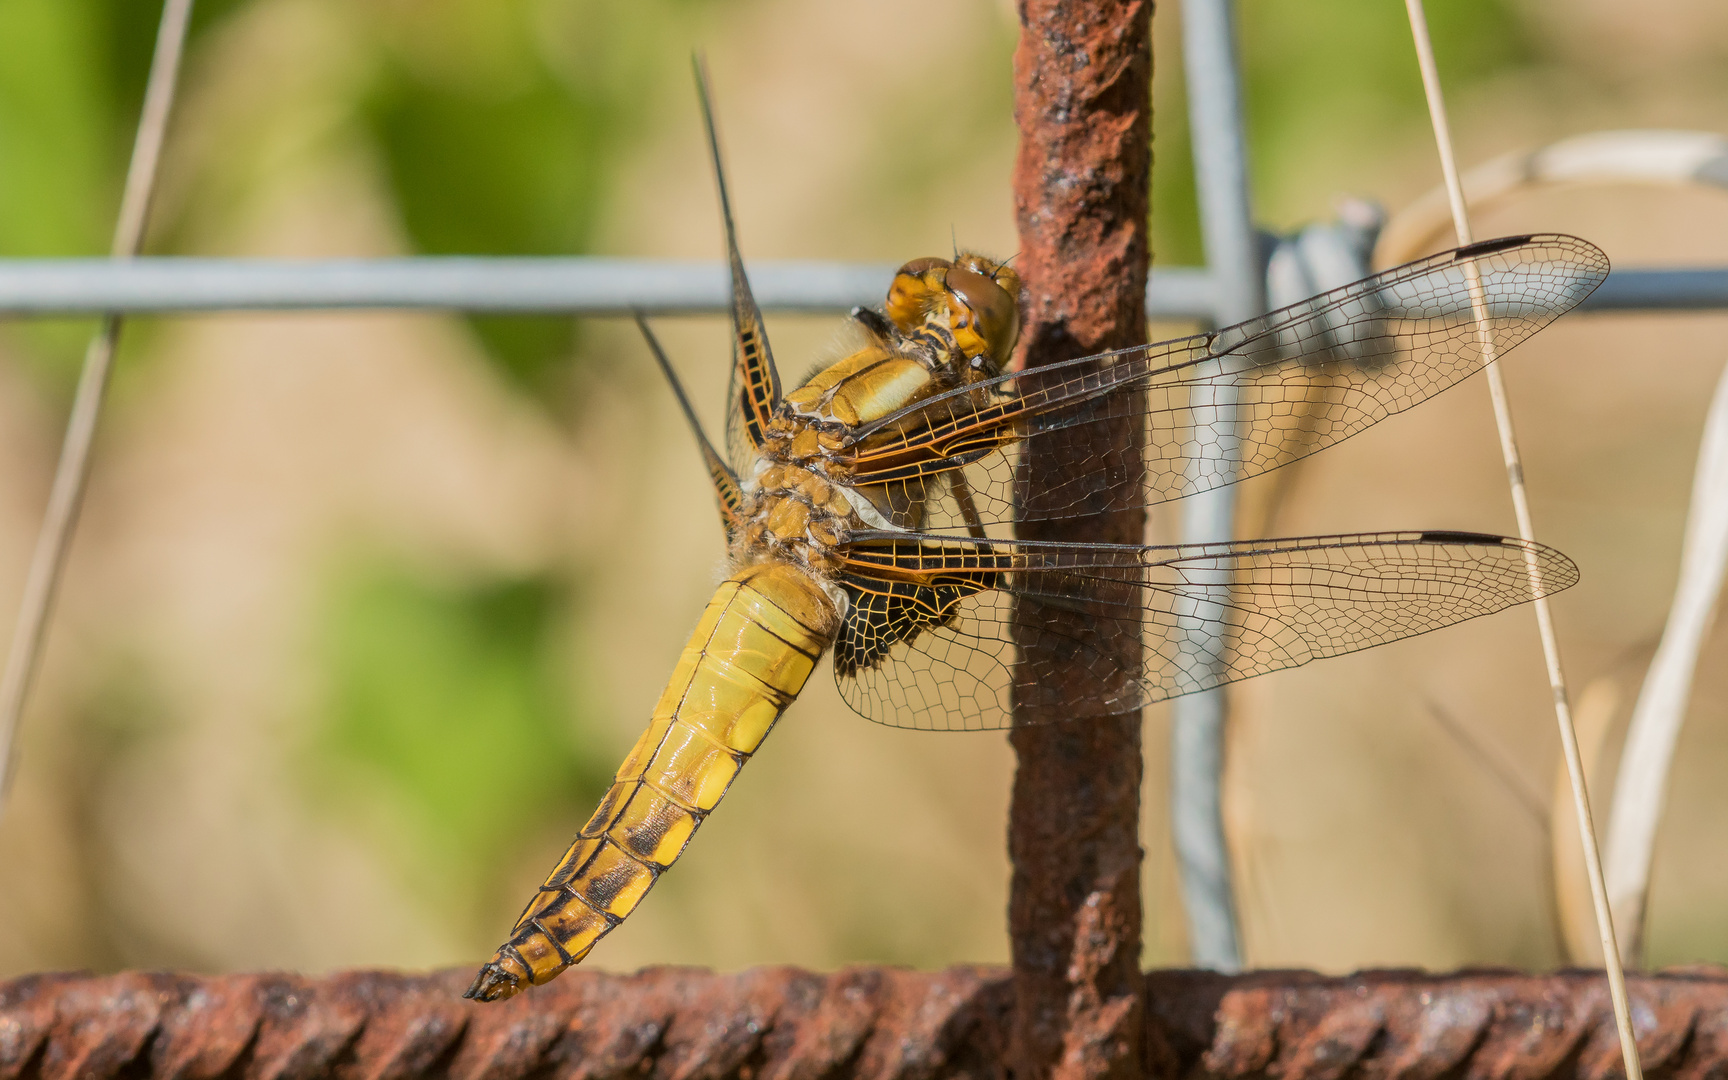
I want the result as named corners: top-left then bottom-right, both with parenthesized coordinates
top-left (1172, 0), bottom-right (1264, 974)
top-left (0, 257), bottom-right (1709, 319)
top-left (0, 258), bottom-right (1220, 320)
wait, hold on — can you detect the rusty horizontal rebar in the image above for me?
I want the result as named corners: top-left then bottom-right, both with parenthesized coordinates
top-left (3, 965), bottom-right (1726, 1080)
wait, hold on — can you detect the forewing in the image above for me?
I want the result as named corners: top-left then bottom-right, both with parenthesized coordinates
top-left (692, 59), bottom-right (782, 472)
top-left (839, 234), bottom-right (1608, 529)
top-left (833, 530), bottom-right (1579, 731)
top-left (722, 242), bottom-right (781, 472)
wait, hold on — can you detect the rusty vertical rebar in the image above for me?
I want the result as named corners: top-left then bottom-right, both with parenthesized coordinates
top-left (1009, 3), bottom-right (1152, 1079)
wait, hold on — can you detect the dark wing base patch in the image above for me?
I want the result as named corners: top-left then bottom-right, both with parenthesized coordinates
top-left (835, 573), bottom-right (998, 678)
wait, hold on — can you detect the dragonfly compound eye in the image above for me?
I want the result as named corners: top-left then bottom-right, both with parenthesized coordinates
top-left (885, 257), bottom-right (953, 332)
top-left (944, 263), bottom-right (1020, 368)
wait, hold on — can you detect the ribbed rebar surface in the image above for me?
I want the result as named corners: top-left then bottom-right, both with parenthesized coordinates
top-left (3, 966), bottom-right (1726, 1080)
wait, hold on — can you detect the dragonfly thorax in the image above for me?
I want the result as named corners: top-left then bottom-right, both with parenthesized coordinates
top-left (736, 456), bottom-right (855, 575)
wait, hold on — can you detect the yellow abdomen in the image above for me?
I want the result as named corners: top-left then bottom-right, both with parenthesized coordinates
top-left (466, 561), bottom-right (838, 1000)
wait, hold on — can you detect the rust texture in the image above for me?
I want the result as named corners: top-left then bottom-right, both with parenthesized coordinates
top-left (7, 966), bottom-right (1728, 1080)
top-left (0, 966), bottom-right (1011, 1080)
top-left (1009, 2), bottom-right (1153, 1080)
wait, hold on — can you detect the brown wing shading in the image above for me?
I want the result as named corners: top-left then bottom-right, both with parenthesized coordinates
top-left (833, 234), bottom-right (1608, 532)
top-left (834, 576), bottom-right (998, 678)
top-left (831, 529), bottom-right (1580, 731)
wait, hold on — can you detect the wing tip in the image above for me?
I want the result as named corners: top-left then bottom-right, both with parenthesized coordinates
top-left (1414, 530), bottom-right (1582, 595)
top-left (1417, 529), bottom-right (1509, 546)
top-left (1454, 234), bottom-right (1534, 259)
top-left (1451, 232), bottom-right (1612, 283)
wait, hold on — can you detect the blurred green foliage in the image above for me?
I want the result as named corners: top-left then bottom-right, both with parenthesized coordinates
top-left (308, 562), bottom-right (612, 921)
top-left (0, 0), bottom-right (244, 254)
top-left (0, 0), bottom-right (145, 375)
top-left (1240, 0), bottom-right (1533, 173)
top-left (360, 4), bottom-right (610, 397)
top-left (1153, 0), bottom-right (1535, 265)
top-left (354, 0), bottom-right (722, 400)
top-left (0, 1), bottom-right (107, 261)
top-left (0, 0), bottom-right (718, 401)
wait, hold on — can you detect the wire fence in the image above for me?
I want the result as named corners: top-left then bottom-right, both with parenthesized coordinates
top-left (0, 258), bottom-right (1718, 320)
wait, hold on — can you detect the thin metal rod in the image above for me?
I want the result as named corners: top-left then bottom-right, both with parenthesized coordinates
top-left (0, 258), bottom-right (1707, 317)
top-left (0, 0), bottom-right (194, 804)
top-left (1577, 268), bottom-right (1728, 311)
top-left (1173, 0), bottom-right (1266, 973)
top-left (1403, 4), bottom-right (1644, 1079)
top-left (0, 259), bottom-right (1225, 318)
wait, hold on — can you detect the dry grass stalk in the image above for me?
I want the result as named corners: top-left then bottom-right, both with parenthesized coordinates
top-left (0, 0), bottom-right (196, 806)
top-left (1553, 676), bottom-right (1623, 964)
top-left (1403, 1), bottom-right (1644, 1077)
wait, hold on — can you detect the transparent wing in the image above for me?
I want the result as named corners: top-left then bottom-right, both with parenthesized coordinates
top-left (831, 530), bottom-right (1579, 731)
top-left (836, 234), bottom-right (1608, 532)
top-left (693, 59), bottom-right (782, 474)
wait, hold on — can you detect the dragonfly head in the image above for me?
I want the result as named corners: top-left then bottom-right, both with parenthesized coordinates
top-left (884, 253), bottom-right (1022, 374)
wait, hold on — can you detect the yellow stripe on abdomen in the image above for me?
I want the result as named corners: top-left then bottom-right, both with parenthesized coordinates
top-left (466, 561), bottom-right (837, 1000)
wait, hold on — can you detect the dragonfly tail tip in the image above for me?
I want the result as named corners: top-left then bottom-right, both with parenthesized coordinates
top-left (464, 961), bottom-right (523, 1003)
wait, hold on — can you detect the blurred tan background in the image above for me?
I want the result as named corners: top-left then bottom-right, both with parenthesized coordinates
top-left (1, 0), bottom-right (1727, 981)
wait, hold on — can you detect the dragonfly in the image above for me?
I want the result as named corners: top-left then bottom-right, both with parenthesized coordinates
top-left (464, 68), bottom-right (1608, 1001)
